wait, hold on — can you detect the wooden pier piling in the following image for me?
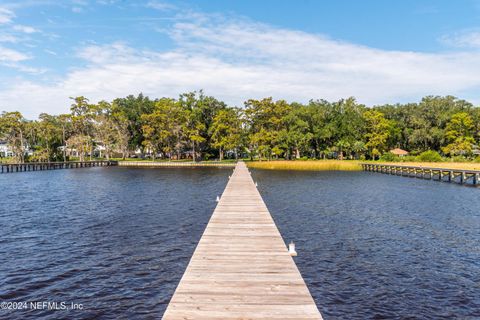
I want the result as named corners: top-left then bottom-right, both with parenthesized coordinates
top-left (163, 161), bottom-right (322, 320)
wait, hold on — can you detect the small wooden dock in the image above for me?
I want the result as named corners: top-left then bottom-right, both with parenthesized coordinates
top-left (362, 163), bottom-right (480, 185)
top-left (0, 160), bottom-right (116, 174)
top-left (163, 162), bottom-right (322, 319)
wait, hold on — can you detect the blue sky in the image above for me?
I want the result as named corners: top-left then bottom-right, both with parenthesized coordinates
top-left (2, 0), bottom-right (480, 118)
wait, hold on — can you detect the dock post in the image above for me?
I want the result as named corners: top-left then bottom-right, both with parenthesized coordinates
top-left (288, 241), bottom-right (298, 257)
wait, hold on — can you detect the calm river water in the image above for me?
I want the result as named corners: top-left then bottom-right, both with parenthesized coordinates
top-left (253, 169), bottom-right (480, 320)
top-left (1, 167), bottom-right (479, 319)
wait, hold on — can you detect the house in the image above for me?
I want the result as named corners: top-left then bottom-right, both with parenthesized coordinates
top-left (0, 140), bottom-right (34, 158)
top-left (390, 148), bottom-right (409, 157)
top-left (0, 141), bottom-right (13, 157)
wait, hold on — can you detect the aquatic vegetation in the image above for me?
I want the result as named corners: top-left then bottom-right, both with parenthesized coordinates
top-left (246, 160), bottom-right (362, 171)
top-left (247, 159), bottom-right (480, 171)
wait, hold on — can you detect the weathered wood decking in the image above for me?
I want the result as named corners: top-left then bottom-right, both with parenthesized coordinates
top-left (163, 162), bottom-right (322, 320)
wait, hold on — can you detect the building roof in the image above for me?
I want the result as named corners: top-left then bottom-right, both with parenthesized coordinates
top-left (390, 148), bottom-right (409, 155)
top-left (390, 148), bottom-right (408, 156)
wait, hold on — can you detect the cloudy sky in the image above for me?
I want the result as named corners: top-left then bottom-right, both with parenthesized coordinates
top-left (1, 0), bottom-right (480, 118)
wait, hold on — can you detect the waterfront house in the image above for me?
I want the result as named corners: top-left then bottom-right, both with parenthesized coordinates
top-left (0, 140), bottom-right (13, 157)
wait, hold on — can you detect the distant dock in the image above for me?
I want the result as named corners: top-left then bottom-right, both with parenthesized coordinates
top-left (0, 160), bottom-right (115, 174)
top-left (0, 160), bottom-right (236, 174)
top-left (362, 163), bottom-right (480, 185)
top-left (163, 161), bottom-right (322, 319)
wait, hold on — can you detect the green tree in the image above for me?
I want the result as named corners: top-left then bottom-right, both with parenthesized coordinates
top-left (352, 140), bottom-right (366, 159)
top-left (112, 94), bottom-right (155, 155)
top-left (141, 98), bottom-right (186, 160)
top-left (364, 110), bottom-right (391, 160)
top-left (441, 112), bottom-right (475, 157)
top-left (92, 101), bottom-right (120, 160)
top-left (307, 98), bottom-right (364, 159)
top-left (283, 104), bottom-right (312, 159)
top-left (0, 111), bottom-right (28, 162)
top-left (57, 114), bottom-right (72, 162)
top-left (32, 113), bottom-right (63, 161)
top-left (69, 96), bottom-right (95, 161)
top-left (209, 108), bottom-right (243, 160)
top-left (244, 98), bottom-right (291, 160)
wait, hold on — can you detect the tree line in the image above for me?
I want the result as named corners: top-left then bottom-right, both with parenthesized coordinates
top-left (1, 91), bottom-right (479, 163)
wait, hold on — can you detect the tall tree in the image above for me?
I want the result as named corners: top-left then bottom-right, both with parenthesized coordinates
top-left (209, 108), bottom-right (243, 160)
top-left (68, 96), bottom-right (95, 161)
top-left (364, 110), bottom-right (392, 160)
top-left (92, 101), bottom-right (119, 160)
top-left (112, 94), bottom-right (155, 155)
top-left (283, 104), bottom-right (312, 159)
top-left (244, 98), bottom-right (291, 160)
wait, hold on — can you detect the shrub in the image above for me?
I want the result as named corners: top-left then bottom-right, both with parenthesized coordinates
top-left (400, 155), bottom-right (417, 162)
top-left (379, 152), bottom-right (398, 162)
top-left (416, 150), bottom-right (443, 162)
top-left (451, 155), bottom-right (468, 162)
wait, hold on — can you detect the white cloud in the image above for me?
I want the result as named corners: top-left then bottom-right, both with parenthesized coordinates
top-left (146, 1), bottom-right (176, 11)
top-left (44, 49), bottom-right (57, 55)
top-left (3, 14), bottom-right (480, 118)
top-left (0, 45), bottom-right (29, 62)
top-left (12, 24), bottom-right (38, 33)
top-left (0, 7), bottom-right (14, 24)
top-left (0, 34), bottom-right (18, 42)
top-left (440, 30), bottom-right (480, 48)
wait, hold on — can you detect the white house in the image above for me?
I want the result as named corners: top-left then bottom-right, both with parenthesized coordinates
top-left (0, 141), bottom-right (13, 157)
top-left (0, 140), bottom-right (34, 158)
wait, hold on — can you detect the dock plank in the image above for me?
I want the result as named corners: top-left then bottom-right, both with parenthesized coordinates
top-left (162, 162), bottom-right (322, 319)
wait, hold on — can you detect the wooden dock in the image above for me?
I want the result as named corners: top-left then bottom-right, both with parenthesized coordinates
top-left (0, 160), bottom-right (116, 174)
top-left (163, 162), bottom-right (322, 320)
top-left (362, 163), bottom-right (480, 185)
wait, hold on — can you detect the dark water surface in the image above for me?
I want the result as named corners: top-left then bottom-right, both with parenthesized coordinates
top-left (1, 167), bottom-right (479, 319)
top-left (252, 169), bottom-right (480, 320)
top-left (0, 167), bottom-right (230, 319)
